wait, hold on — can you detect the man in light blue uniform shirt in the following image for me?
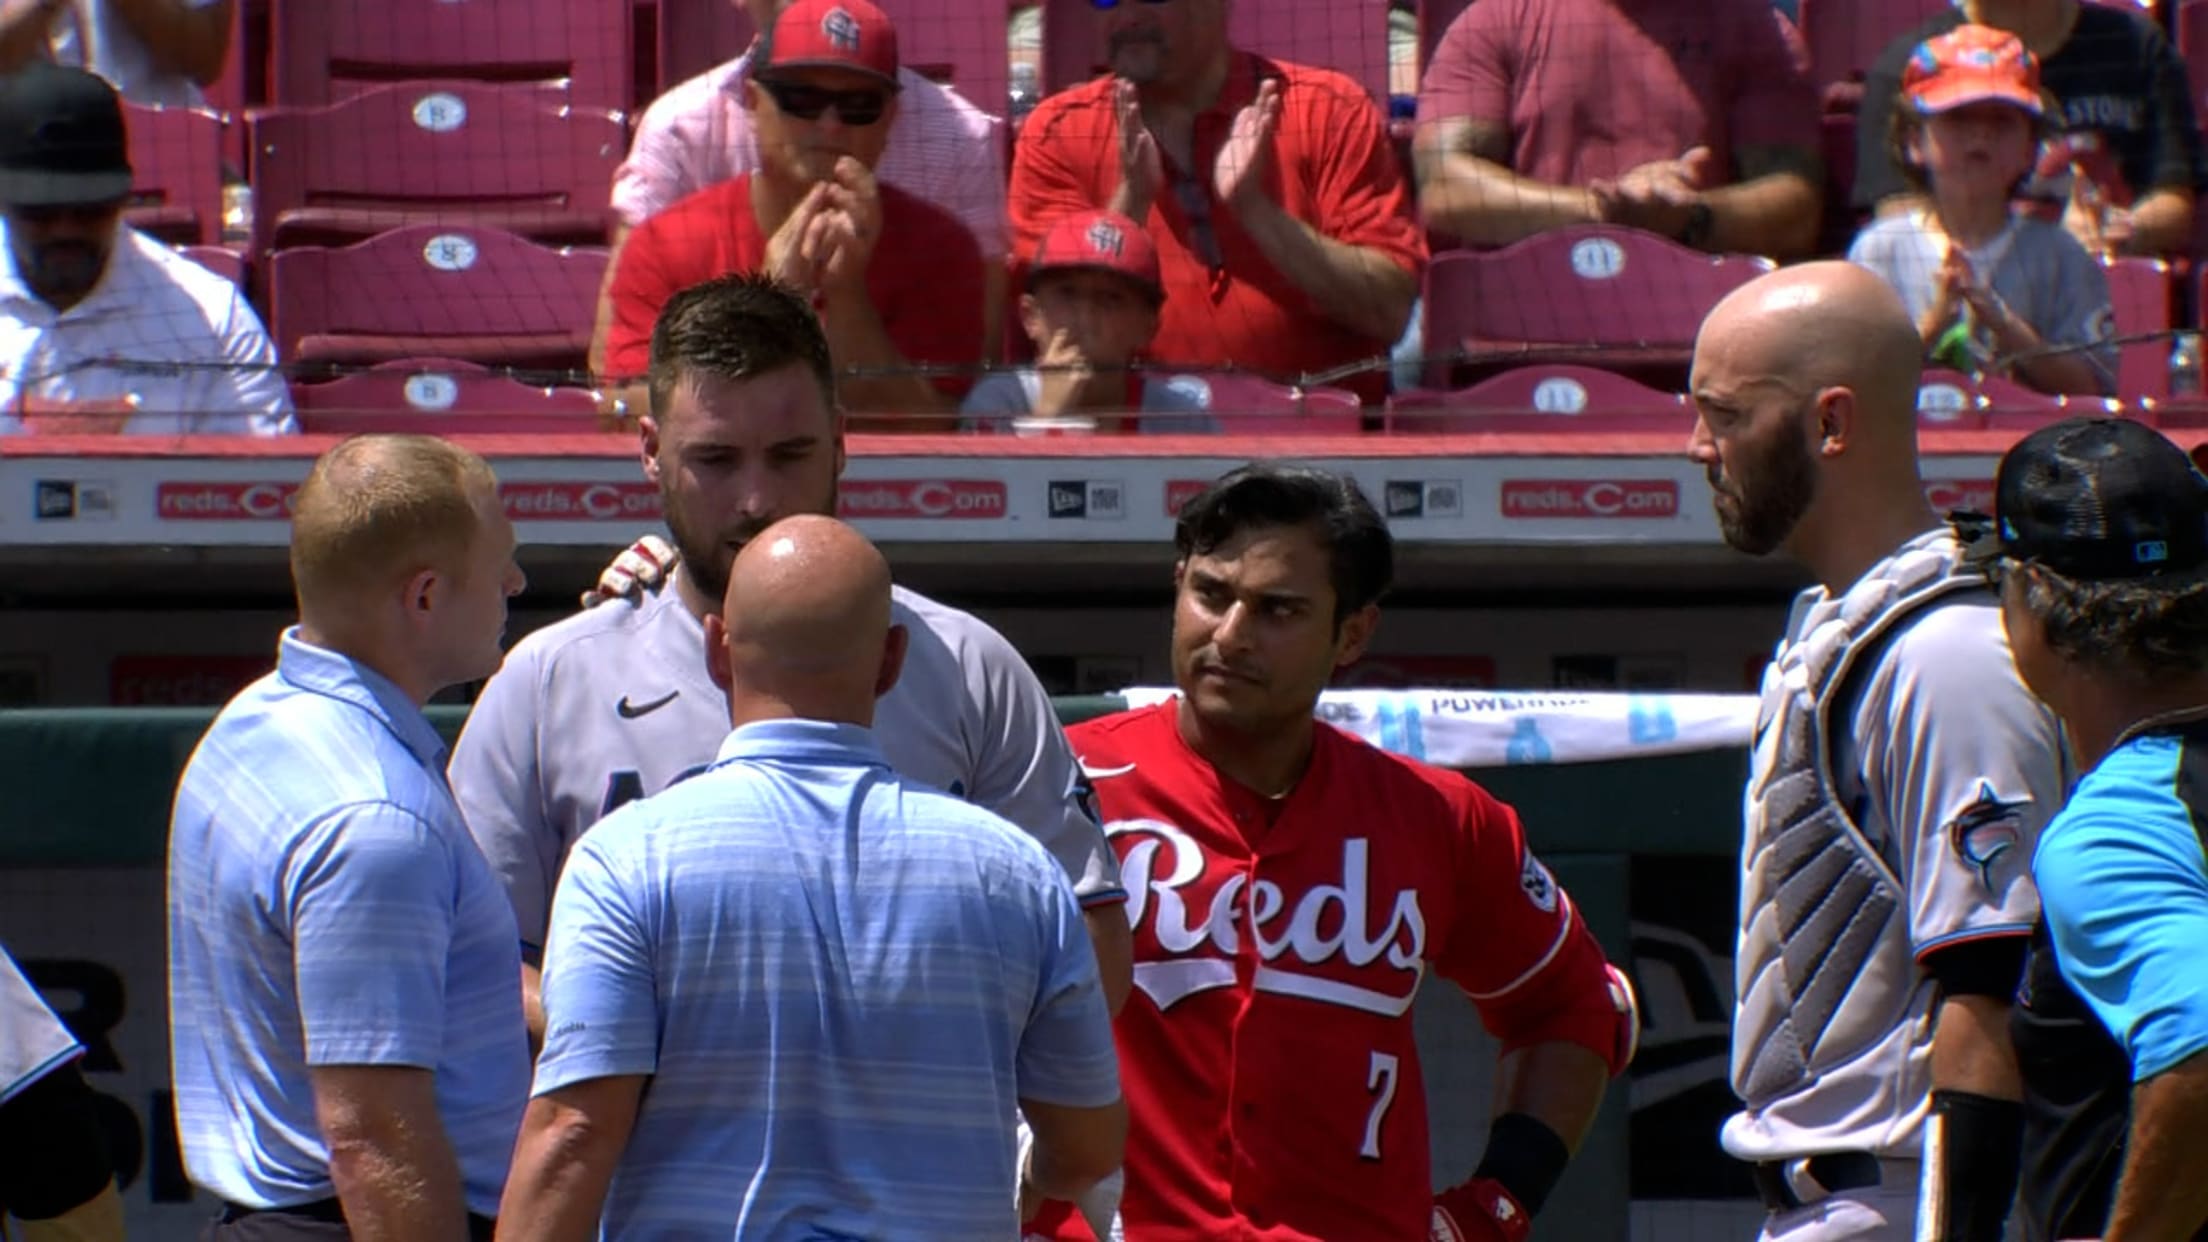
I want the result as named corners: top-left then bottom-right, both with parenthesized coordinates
top-left (499, 514), bottom-right (1126, 1241)
top-left (168, 434), bottom-right (530, 1241)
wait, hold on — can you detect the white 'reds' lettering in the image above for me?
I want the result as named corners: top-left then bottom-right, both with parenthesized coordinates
top-left (1110, 819), bottom-right (1428, 1016)
top-left (1363, 1051), bottom-right (1401, 1159)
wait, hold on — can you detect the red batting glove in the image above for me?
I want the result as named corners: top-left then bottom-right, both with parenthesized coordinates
top-left (1433, 1179), bottom-right (1532, 1242)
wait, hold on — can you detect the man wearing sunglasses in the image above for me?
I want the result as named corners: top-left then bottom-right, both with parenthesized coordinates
top-left (601, 0), bottom-right (987, 426)
top-left (0, 61), bottom-right (290, 435)
top-left (1009, 0), bottom-right (1424, 406)
top-left (1974, 417), bottom-right (2208, 1242)
top-left (596, 0), bottom-right (1006, 397)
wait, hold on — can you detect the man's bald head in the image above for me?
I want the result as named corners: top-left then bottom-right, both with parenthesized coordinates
top-left (710, 514), bottom-right (904, 725)
top-left (1697, 261), bottom-right (1924, 438)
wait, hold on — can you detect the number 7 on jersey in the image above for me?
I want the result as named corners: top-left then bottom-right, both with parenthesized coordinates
top-left (1362, 1051), bottom-right (1400, 1159)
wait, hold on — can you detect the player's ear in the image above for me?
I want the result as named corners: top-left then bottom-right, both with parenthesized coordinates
top-left (874, 623), bottom-right (909, 698)
top-left (401, 567), bottom-right (440, 625)
top-left (703, 613), bottom-right (733, 692)
top-left (639, 415), bottom-right (665, 485)
top-left (1332, 603), bottom-right (1379, 670)
top-left (1814, 386), bottom-right (1854, 457)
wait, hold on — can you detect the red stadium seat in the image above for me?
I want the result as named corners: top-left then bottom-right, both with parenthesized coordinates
top-left (1798, 0), bottom-right (1947, 104)
top-left (1386, 366), bottom-right (1691, 434)
top-left (1916, 367), bottom-right (2081, 430)
top-left (2104, 256), bottom-right (2172, 401)
top-left (178, 245), bottom-right (247, 286)
top-left (267, 224), bottom-right (606, 373)
top-left (1156, 373), bottom-right (1365, 432)
top-left (1041, 0), bottom-right (1392, 101)
top-left (268, 0), bottom-right (630, 108)
top-left (291, 357), bottom-right (603, 433)
top-left (1418, 0), bottom-right (1472, 74)
top-left (247, 81), bottom-right (621, 263)
top-left (125, 104), bottom-right (223, 246)
top-left (657, 0), bottom-right (1008, 119)
top-left (1420, 227), bottom-right (1775, 389)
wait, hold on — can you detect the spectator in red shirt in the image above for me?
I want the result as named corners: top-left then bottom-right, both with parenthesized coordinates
top-left (1008, 0), bottom-right (1424, 405)
top-left (599, 0), bottom-right (985, 425)
top-left (1414, 0), bottom-right (1823, 260)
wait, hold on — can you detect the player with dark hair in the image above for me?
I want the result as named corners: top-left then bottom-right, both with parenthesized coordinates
top-left (1975, 417), bottom-right (2208, 1242)
top-left (1027, 461), bottom-right (1639, 1242)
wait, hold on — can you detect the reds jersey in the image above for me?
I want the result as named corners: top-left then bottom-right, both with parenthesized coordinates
top-left (1049, 700), bottom-right (1603, 1242)
top-left (451, 573), bottom-right (1124, 955)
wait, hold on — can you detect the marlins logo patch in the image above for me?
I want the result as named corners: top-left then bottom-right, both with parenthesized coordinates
top-left (1947, 780), bottom-right (2029, 890)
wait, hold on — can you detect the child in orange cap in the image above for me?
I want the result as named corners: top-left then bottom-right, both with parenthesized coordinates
top-left (1847, 24), bottom-right (2114, 396)
top-left (962, 209), bottom-right (1214, 432)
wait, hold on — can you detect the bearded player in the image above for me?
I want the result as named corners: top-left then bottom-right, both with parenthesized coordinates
top-left (449, 273), bottom-right (1131, 1049)
top-left (1026, 463), bottom-right (1638, 1242)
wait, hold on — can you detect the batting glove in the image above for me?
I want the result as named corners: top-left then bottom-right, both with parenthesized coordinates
top-left (580, 534), bottom-right (677, 609)
top-left (1433, 1179), bottom-right (1533, 1242)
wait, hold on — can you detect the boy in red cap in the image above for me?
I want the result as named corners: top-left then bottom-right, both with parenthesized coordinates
top-left (962, 209), bottom-right (1213, 433)
top-left (1846, 25), bottom-right (2114, 397)
top-left (599, 0), bottom-right (986, 423)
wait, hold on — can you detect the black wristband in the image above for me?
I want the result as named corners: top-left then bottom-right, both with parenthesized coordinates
top-left (1471, 1112), bottom-right (1571, 1217)
top-left (1931, 1089), bottom-right (2024, 1242)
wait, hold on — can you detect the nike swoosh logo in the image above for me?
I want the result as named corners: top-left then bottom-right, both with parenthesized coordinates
top-left (1079, 761), bottom-right (1136, 778)
top-left (616, 691), bottom-right (680, 719)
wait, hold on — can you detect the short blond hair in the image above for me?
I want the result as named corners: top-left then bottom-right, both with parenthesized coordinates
top-left (290, 434), bottom-right (499, 612)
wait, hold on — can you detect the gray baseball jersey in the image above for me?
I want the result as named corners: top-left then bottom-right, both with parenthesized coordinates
top-left (1, 946), bottom-right (80, 1105)
top-left (1726, 530), bottom-right (2063, 1163)
top-left (450, 574), bottom-right (1126, 951)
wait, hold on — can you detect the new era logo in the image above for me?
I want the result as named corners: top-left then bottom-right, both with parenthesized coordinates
top-left (1048, 480), bottom-right (1124, 520)
top-left (1383, 480), bottom-right (1461, 520)
top-left (34, 480), bottom-right (113, 521)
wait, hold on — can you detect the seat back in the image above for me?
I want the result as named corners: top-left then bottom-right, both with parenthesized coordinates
top-left (1799, 0), bottom-right (1947, 99)
top-left (1417, 0), bottom-right (1473, 74)
top-left (2104, 256), bottom-right (2172, 401)
top-left (1386, 364), bottom-right (1690, 433)
top-left (267, 224), bottom-right (606, 367)
top-left (1041, 0), bottom-right (1391, 100)
top-left (249, 81), bottom-right (622, 259)
top-left (291, 357), bottom-right (602, 433)
top-left (1422, 227), bottom-right (1774, 387)
top-left (177, 245), bottom-right (246, 286)
top-left (1159, 373), bottom-right (1365, 433)
top-left (269, 0), bottom-right (631, 108)
top-left (125, 104), bottom-right (223, 245)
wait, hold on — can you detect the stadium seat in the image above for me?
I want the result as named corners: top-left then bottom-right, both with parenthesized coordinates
top-left (268, 0), bottom-right (631, 109)
top-left (125, 104), bottom-right (223, 246)
top-left (1385, 365), bottom-right (1691, 434)
top-left (1040, 0), bottom-right (1391, 101)
top-left (178, 245), bottom-right (247, 287)
top-left (1157, 374), bottom-right (1365, 432)
top-left (1417, 0), bottom-right (1471, 74)
top-left (1420, 226), bottom-right (1775, 389)
top-left (1799, 0), bottom-right (1947, 104)
top-left (1915, 367), bottom-right (2078, 430)
top-left (247, 81), bottom-right (622, 263)
top-left (267, 224), bottom-right (606, 374)
top-left (290, 357), bottom-right (604, 434)
top-left (2104, 256), bottom-right (2172, 401)
top-left (657, 0), bottom-right (1008, 120)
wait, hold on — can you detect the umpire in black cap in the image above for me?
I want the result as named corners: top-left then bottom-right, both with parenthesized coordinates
top-left (0, 60), bottom-right (133, 313)
top-left (1971, 416), bottom-right (2208, 1242)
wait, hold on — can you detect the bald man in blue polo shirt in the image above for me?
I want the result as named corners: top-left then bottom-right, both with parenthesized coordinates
top-left (498, 514), bottom-right (1126, 1240)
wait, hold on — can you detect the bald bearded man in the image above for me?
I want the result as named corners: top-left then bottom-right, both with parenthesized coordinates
top-left (1688, 263), bottom-right (2066, 1241)
top-left (498, 515), bottom-right (1125, 1240)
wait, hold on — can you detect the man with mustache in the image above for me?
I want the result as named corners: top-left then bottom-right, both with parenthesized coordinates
top-left (0, 61), bottom-right (290, 435)
top-left (449, 278), bottom-right (1133, 1230)
top-left (1688, 262), bottom-right (2066, 1240)
top-left (1008, 0), bottom-right (1423, 405)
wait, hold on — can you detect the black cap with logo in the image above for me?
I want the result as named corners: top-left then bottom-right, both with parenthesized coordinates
top-left (1976, 416), bottom-right (2208, 581)
top-left (0, 62), bottom-right (132, 208)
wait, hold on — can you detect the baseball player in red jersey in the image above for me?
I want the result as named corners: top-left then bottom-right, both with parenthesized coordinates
top-left (1026, 463), bottom-right (1639, 1242)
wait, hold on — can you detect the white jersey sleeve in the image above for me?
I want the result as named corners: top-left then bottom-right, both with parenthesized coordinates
top-left (450, 637), bottom-right (561, 954)
top-left (956, 618), bottom-right (1126, 908)
top-left (0, 946), bottom-right (82, 1104)
top-left (1848, 598), bottom-right (2062, 957)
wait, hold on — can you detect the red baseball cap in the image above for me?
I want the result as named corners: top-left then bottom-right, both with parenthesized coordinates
top-left (1903, 24), bottom-right (2044, 117)
top-left (1029, 210), bottom-right (1162, 301)
top-left (760, 0), bottom-right (899, 88)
